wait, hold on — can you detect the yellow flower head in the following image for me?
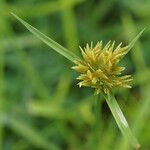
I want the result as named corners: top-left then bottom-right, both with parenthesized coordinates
top-left (72, 41), bottom-right (133, 95)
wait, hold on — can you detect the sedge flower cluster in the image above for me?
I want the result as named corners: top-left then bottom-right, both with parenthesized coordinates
top-left (72, 41), bottom-right (132, 94)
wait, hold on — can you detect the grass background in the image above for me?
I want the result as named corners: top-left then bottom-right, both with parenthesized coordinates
top-left (0, 0), bottom-right (150, 149)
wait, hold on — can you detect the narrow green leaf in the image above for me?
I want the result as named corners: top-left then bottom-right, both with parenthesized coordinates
top-left (104, 93), bottom-right (140, 149)
top-left (127, 28), bottom-right (145, 52)
top-left (11, 13), bottom-right (80, 62)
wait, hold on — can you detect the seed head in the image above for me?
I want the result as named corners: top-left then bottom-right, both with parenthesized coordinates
top-left (72, 41), bottom-right (133, 95)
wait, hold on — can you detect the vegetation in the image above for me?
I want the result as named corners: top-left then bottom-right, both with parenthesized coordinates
top-left (0, 0), bottom-right (150, 150)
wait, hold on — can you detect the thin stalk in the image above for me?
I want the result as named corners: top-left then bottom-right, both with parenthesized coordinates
top-left (0, 1), bottom-right (7, 148)
top-left (104, 92), bottom-right (140, 149)
top-left (0, 44), bottom-right (4, 150)
top-left (91, 95), bottom-right (102, 149)
top-left (95, 95), bottom-right (101, 129)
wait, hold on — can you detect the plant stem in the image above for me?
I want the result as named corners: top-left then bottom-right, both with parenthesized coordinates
top-left (95, 95), bottom-right (101, 129)
top-left (92, 95), bottom-right (102, 148)
top-left (104, 92), bottom-right (140, 149)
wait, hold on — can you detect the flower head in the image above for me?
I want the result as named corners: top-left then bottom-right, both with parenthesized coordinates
top-left (72, 41), bottom-right (133, 95)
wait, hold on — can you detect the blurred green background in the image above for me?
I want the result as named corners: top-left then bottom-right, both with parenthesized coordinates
top-left (0, 0), bottom-right (150, 149)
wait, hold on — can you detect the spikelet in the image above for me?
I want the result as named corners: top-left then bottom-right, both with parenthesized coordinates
top-left (72, 41), bottom-right (133, 95)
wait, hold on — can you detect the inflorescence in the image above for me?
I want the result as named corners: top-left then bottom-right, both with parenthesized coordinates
top-left (72, 41), bottom-right (133, 95)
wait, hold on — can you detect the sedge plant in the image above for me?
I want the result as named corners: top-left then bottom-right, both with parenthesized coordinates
top-left (11, 13), bottom-right (144, 149)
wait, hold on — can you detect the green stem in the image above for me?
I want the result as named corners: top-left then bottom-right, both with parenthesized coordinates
top-left (95, 95), bottom-right (101, 129)
top-left (104, 92), bottom-right (140, 149)
top-left (91, 95), bottom-right (102, 149)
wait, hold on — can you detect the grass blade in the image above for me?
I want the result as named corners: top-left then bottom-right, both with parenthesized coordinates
top-left (104, 93), bottom-right (140, 149)
top-left (127, 28), bottom-right (145, 53)
top-left (11, 13), bottom-right (80, 62)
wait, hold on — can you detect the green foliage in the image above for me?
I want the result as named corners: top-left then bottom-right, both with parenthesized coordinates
top-left (11, 13), bottom-right (80, 62)
top-left (0, 0), bottom-right (150, 150)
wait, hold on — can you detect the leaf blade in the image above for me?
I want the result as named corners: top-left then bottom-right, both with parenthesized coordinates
top-left (11, 13), bottom-right (80, 62)
top-left (127, 28), bottom-right (145, 52)
top-left (104, 93), bottom-right (140, 149)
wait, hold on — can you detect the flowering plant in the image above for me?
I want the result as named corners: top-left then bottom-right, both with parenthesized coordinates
top-left (12, 13), bottom-right (144, 149)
